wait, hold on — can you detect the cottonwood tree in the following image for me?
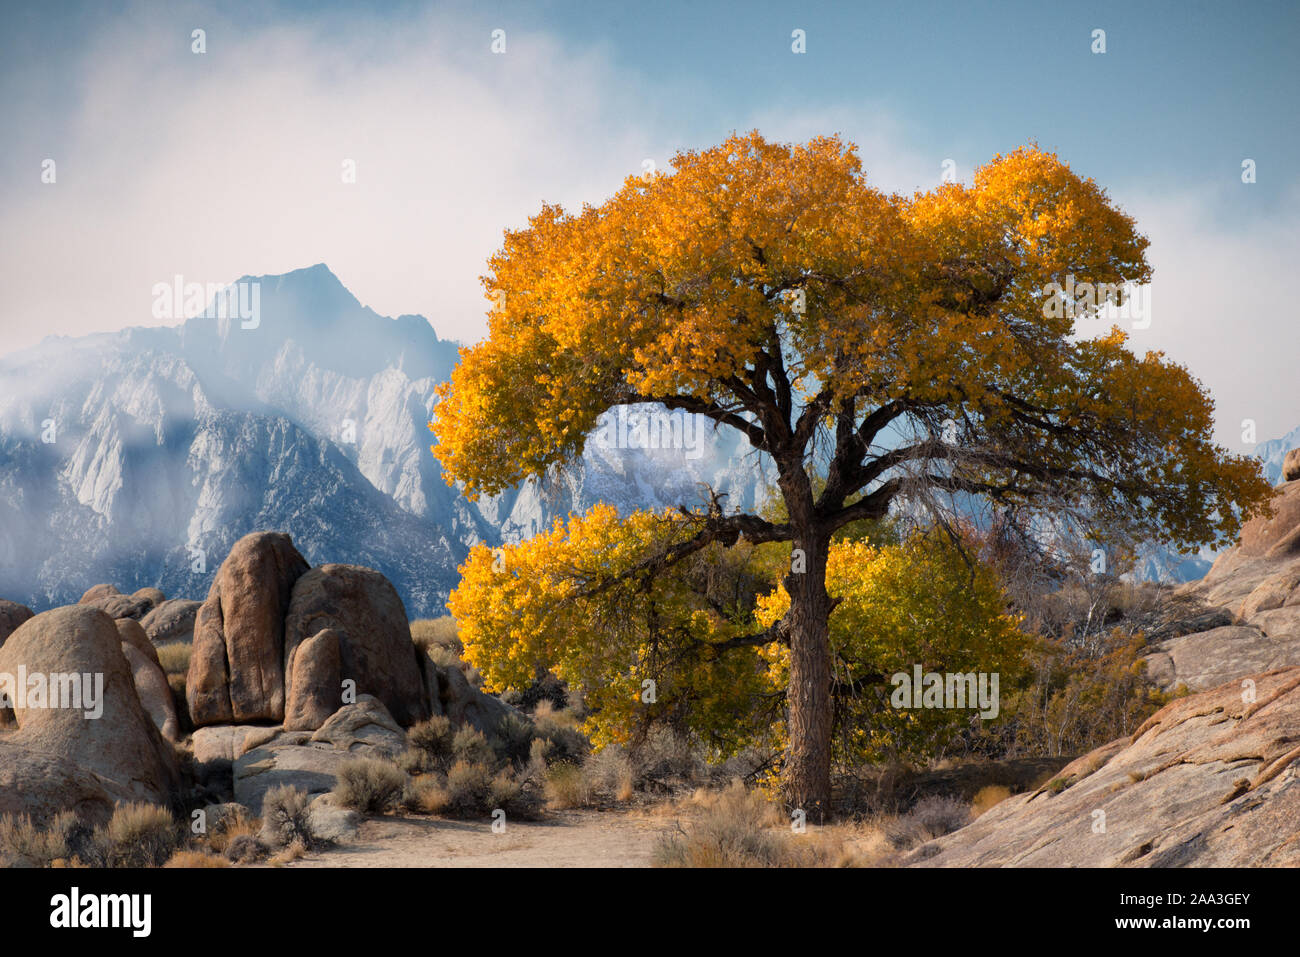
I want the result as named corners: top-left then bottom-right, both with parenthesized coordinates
top-left (431, 132), bottom-right (1272, 818)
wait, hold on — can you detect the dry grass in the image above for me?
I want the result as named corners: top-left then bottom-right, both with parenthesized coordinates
top-left (268, 839), bottom-right (308, 865)
top-left (164, 849), bottom-right (229, 868)
top-left (649, 783), bottom-right (924, 868)
top-left (410, 616), bottom-right (462, 656)
top-left (971, 784), bottom-right (1012, 817)
top-left (155, 641), bottom-right (191, 676)
top-left (653, 782), bottom-right (790, 867)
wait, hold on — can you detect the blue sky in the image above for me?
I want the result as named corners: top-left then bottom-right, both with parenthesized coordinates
top-left (2, 0), bottom-right (1297, 445)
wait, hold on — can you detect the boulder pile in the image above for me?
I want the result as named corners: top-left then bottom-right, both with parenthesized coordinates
top-left (1144, 474), bottom-right (1300, 692)
top-left (0, 529), bottom-right (518, 831)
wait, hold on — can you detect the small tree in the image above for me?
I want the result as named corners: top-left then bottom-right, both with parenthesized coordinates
top-left (450, 513), bottom-right (1030, 773)
top-left (432, 132), bottom-right (1272, 817)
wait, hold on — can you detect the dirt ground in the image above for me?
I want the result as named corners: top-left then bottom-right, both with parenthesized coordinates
top-left (287, 807), bottom-right (674, 868)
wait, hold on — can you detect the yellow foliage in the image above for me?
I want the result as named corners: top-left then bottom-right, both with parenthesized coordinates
top-left (452, 510), bottom-right (1030, 766)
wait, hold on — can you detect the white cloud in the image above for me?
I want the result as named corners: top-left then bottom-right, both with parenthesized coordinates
top-left (1107, 183), bottom-right (1300, 449)
top-left (2, 4), bottom-right (1294, 450)
top-left (0, 3), bottom-right (655, 351)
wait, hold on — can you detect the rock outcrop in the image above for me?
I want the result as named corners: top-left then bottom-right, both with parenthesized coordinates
top-left (187, 531), bottom-right (310, 726)
top-left (83, 593), bottom-right (153, 621)
top-left (1148, 480), bottom-right (1300, 692)
top-left (283, 627), bottom-right (343, 731)
top-left (0, 740), bottom-right (133, 826)
top-left (911, 668), bottom-right (1300, 867)
top-left (1284, 447), bottom-right (1300, 483)
top-left (141, 598), bottom-right (201, 645)
top-left (131, 587), bottom-right (166, 612)
top-left (0, 599), bottom-right (33, 646)
top-left (0, 606), bottom-right (181, 807)
top-left (231, 696), bottom-right (407, 812)
top-left (115, 618), bottom-right (180, 742)
top-left (282, 564), bottom-right (429, 730)
top-left (435, 657), bottom-right (522, 736)
top-left (78, 584), bottom-right (120, 604)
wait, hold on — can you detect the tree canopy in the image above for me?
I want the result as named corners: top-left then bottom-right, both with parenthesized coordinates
top-left (432, 131), bottom-right (1273, 814)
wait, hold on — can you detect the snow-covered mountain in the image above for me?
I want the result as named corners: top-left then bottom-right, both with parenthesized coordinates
top-left (1132, 425), bottom-right (1300, 583)
top-left (0, 265), bottom-right (762, 616)
top-left (1257, 424), bottom-right (1300, 486)
top-left (2, 262), bottom-right (1291, 610)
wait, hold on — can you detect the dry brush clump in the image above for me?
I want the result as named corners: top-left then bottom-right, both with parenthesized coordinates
top-left (0, 811), bottom-right (91, 867)
top-left (880, 795), bottom-right (971, 850)
top-left (196, 804), bottom-right (260, 860)
top-left (400, 719), bottom-right (543, 819)
top-left (333, 757), bottom-right (408, 814)
top-left (258, 785), bottom-right (321, 852)
top-left (1, 803), bottom-right (180, 868)
top-left (653, 781), bottom-right (887, 868)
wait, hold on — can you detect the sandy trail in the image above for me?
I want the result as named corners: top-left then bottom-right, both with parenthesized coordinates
top-left (287, 808), bottom-right (674, 868)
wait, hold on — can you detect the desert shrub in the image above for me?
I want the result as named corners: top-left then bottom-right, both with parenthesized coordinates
top-left (652, 782), bottom-right (789, 867)
top-left (632, 726), bottom-right (705, 789)
top-left (93, 803), bottom-right (179, 867)
top-left (0, 811), bottom-right (93, 867)
top-left (488, 769), bottom-right (540, 817)
top-left (403, 758), bottom-right (539, 819)
top-left (584, 746), bottom-right (637, 802)
top-left (224, 833), bottom-right (266, 864)
top-left (268, 840), bottom-right (307, 865)
top-left (396, 747), bottom-right (431, 775)
top-left (164, 849), bottom-right (229, 868)
top-left (0, 813), bottom-right (47, 867)
top-left (444, 759), bottom-right (495, 815)
top-left (155, 641), bottom-right (192, 676)
top-left (908, 794), bottom-right (970, 834)
top-left (258, 785), bottom-right (318, 850)
top-left (202, 804), bottom-right (257, 854)
top-left (544, 762), bottom-right (590, 809)
top-left (408, 715), bottom-right (454, 762)
top-left (403, 776), bottom-right (449, 814)
top-left (490, 713), bottom-right (537, 768)
top-left (532, 704), bottom-right (590, 765)
top-left (883, 795), bottom-right (970, 849)
top-left (999, 627), bottom-right (1171, 758)
top-left (333, 758), bottom-right (408, 814)
top-left (452, 726), bottom-right (496, 767)
top-left (708, 747), bottom-right (776, 788)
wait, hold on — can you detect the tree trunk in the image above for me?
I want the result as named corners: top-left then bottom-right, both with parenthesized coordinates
top-left (783, 529), bottom-right (834, 821)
